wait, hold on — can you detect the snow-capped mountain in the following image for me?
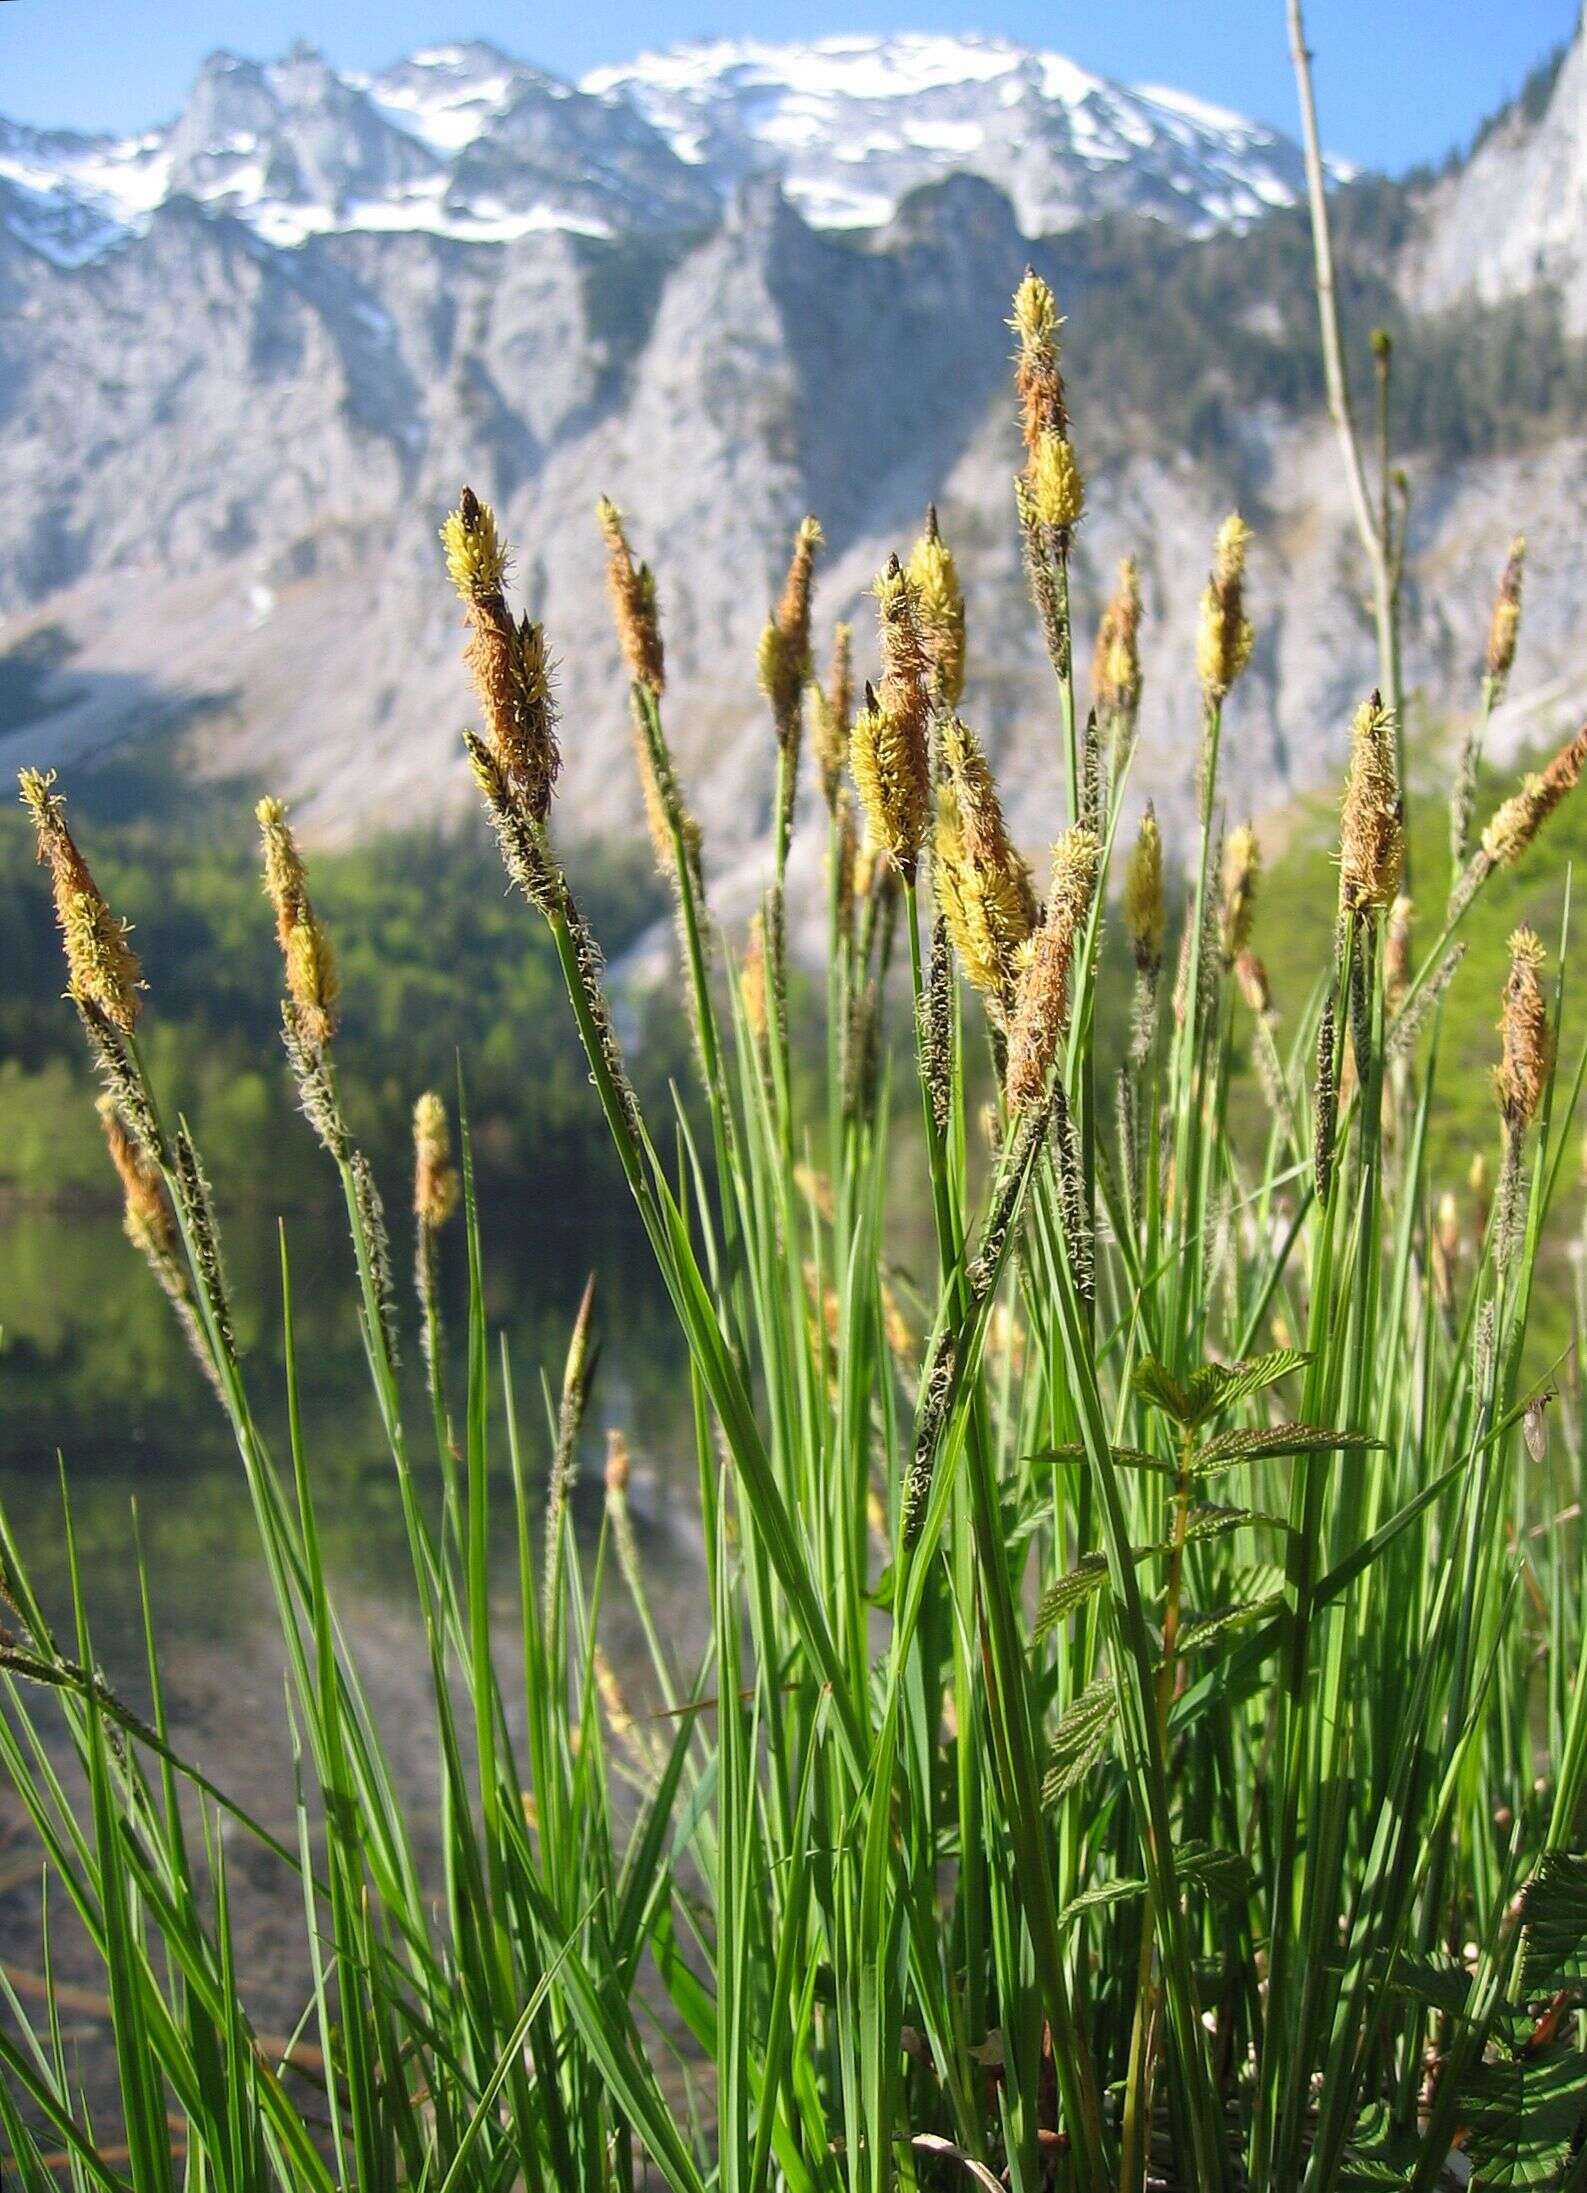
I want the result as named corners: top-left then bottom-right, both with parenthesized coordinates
top-left (583, 34), bottom-right (1325, 234)
top-left (0, 32), bottom-right (1326, 265)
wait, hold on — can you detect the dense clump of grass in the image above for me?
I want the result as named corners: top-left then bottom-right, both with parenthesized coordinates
top-left (6, 241), bottom-right (1587, 2193)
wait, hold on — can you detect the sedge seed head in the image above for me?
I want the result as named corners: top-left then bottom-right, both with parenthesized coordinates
top-left (1009, 268), bottom-right (1068, 455)
top-left (256, 795), bottom-right (338, 1045)
top-left (934, 719), bottom-right (1034, 1011)
top-left (1092, 555), bottom-right (1143, 720)
top-left (1196, 512), bottom-right (1255, 702)
top-left (1338, 691), bottom-right (1404, 917)
top-left (19, 768), bottom-right (142, 1031)
top-left (596, 495), bottom-right (666, 697)
top-left (1122, 802), bottom-right (1165, 974)
top-left (850, 562), bottom-right (931, 880)
top-left (443, 488), bottom-right (561, 818)
top-left (1234, 949), bottom-right (1271, 1016)
top-left (1219, 822), bottom-right (1260, 962)
top-left (1005, 824), bottom-right (1099, 1109)
top-left (1495, 926), bottom-right (1551, 1130)
top-left (413, 1090), bottom-right (460, 1229)
top-left (1485, 533), bottom-right (1526, 686)
top-left (907, 506), bottom-right (967, 709)
top-left (1028, 430), bottom-right (1086, 532)
top-left (439, 485), bottom-right (508, 601)
top-left (1482, 722), bottom-right (1587, 867)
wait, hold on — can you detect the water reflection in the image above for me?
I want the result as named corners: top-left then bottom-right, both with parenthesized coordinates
top-left (0, 1194), bottom-right (709, 2123)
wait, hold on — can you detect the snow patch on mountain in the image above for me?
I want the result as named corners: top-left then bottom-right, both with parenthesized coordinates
top-left (0, 30), bottom-right (1334, 265)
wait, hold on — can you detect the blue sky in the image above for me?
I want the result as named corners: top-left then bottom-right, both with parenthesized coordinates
top-left (1, 0), bottom-right (1579, 171)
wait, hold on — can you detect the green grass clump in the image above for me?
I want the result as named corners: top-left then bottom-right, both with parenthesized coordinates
top-left (3, 263), bottom-right (1587, 2193)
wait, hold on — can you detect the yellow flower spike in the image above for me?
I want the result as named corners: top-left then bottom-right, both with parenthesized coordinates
top-left (1338, 692), bottom-right (1404, 918)
top-left (18, 768), bottom-right (142, 1032)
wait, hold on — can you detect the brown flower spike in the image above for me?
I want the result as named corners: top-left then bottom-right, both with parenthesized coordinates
top-left (18, 769), bottom-right (142, 1032)
top-left (849, 560), bottom-right (932, 883)
top-left (934, 718), bottom-right (1035, 1011)
top-left (1338, 692), bottom-right (1404, 918)
top-left (1005, 825), bottom-right (1099, 1108)
top-left (1495, 927), bottom-right (1551, 1131)
top-left (907, 506), bottom-right (967, 710)
top-left (257, 797), bottom-right (339, 1047)
top-left (595, 496), bottom-right (666, 700)
top-left (1485, 534), bottom-right (1526, 691)
top-left (1196, 514), bottom-right (1255, 704)
top-left (442, 488), bottom-right (561, 820)
top-left (1092, 555), bottom-right (1143, 725)
top-left (758, 515), bottom-right (823, 749)
top-left (1482, 722), bottom-right (1587, 868)
top-left (413, 1091), bottom-right (460, 1230)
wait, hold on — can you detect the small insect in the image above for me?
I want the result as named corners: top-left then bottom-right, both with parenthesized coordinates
top-left (1523, 1390), bottom-right (1556, 1463)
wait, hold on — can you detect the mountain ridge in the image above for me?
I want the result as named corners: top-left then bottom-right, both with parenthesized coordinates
top-left (0, 20), bottom-right (1584, 907)
top-left (0, 30), bottom-right (1334, 262)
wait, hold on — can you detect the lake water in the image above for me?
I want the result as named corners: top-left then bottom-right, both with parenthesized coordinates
top-left (0, 1193), bottom-right (710, 2125)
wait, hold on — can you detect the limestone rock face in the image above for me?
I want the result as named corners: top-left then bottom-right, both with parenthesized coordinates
top-left (0, 31), bottom-right (1583, 899)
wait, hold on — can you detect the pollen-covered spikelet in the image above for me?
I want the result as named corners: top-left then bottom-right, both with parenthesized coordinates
top-left (1219, 822), bottom-right (1260, 964)
top-left (1092, 555), bottom-right (1143, 724)
top-left (1485, 534), bottom-right (1526, 691)
top-left (413, 1091), bottom-right (460, 1230)
top-left (1028, 430), bottom-right (1086, 531)
top-left (849, 560), bottom-right (932, 882)
top-left (1337, 692), bottom-right (1404, 918)
top-left (810, 624), bottom-right (854, 811)
top-left (18, 769), bottom-right (142, 1032)
top-left (907, 506), bottom-right (967, 709)
top-left (934, 718), bottom-right (1035, 1011)
top-left (1385, 895), bottom-right (1414, 1013)
top-left (1010, 267), bottom-right (1067, 450)
top-left (1234, 949), bottom-right (1271, 1016)
top-left (98, 1093), bottom-right (176, 1267)
top-left (1005, 825), bottom-right (1099, 1109)
top-left (1010, 269), bottom-right (1084, 539)
top-left (596, 496), bottom-right (665, 697)
top-left (256, 797), bottom-right (339, 1046)
top-left (1481, 722), bottom-right (1587, 868)
top-left (1495, 927), bottom-right (1551, 1130)
top-left (1195, 513), bottom-right (1255, 704)
top-left (759, 516), bottom-right (823, 746)
top-left (442, 488), bottom-right (561, 819)
top-left (1123, 803), bottom-right (1165, 975)
top-left (740, 913), bottom-right (768, 1046)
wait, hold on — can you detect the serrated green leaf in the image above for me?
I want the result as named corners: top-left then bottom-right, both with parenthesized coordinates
top-left (1057, 1877), bottom-right (1146, 1930)
top-left (1132, 1356), bottom-right (1195, 1425)
top-left (1177, 1840), bottom-right (1256, 1903)
top-left (1518, 1849), bottom-right (1587, 1996)
top-left (1193, 1347), bottom-right (1314, 1418)
top-left (1041, 1676), bottom-right (1119, 1806)
top-left (1029, 1442), bottom-right (1177, 1477)
top-left (1178, 1594), bottom-right (1287, 1655)
top-left (1191, 1422), bottom-right (1386, 1474)
top-left (1183, 1502), bottom-right (1290, 1544)
top-left (1457, 2014), bottom-right (1587, 2187)
top-left (1035, 1543), bottom-right (1161, 1638)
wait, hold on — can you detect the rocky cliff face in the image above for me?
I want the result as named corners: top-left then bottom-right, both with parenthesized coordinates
top-left (0, 30), bottom-right (1582, 899)
top-left (1406, 12), bottom-right (1587, 333)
